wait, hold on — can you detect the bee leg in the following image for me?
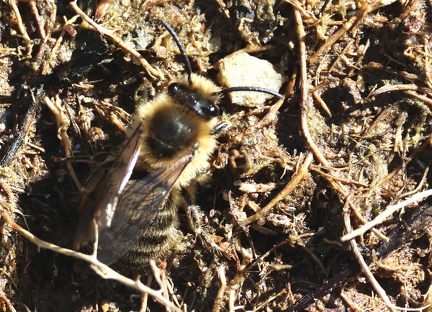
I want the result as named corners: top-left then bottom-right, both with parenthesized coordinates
top-left (189, 205), bottom-right (225, 254)
top-left (180, 186), bottom-right (224, 254)
top-left (180, 185), bottom-right (204, 241)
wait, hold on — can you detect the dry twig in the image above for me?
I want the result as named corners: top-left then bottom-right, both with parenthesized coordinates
top-left (8, 0), bottom-right (32, 56)
top-left (69, 1), bottom-right (162, 80)
top-left (212, 264), bottom-right (227, 312)
top-left (294, 5), bottom-right (388, 242)
top-left (308, 0), bottom-right (398, 64)
top-left (0, 208), bottom-right (181, 312)
top-left (341, 188), bottom-right (432, 242)
top-left (43, 95), bottom-right (83, 191)
top-left (343, 208), bottom-right (396, 311)
top-left (241, 152), bottom-right (313, 225)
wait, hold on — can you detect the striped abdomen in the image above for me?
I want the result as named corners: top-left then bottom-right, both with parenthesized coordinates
top-left (117, 194), bottom-right (179, 272)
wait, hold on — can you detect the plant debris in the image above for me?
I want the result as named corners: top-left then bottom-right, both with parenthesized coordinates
top-left (1, 0), bottom-right (432, 311)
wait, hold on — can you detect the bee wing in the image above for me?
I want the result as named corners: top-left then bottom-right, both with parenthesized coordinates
top-left (96, 155), bottom-right (193, 265)
top-left (73, 125), bottom-right (142, 250)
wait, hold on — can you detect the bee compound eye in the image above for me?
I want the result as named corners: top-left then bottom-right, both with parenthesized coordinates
top-left (209, 104), bottom-right (220, 117)
top-left (168, 83), bottom-right (180, 96)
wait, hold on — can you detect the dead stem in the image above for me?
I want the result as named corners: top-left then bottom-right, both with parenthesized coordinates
top-left (150, 260), bottom-right (174, 311)
top-left (9, 0), bottom-right (32, 57)
top-left (43, 14), bottom-right (80, 75)
top-left (43, 95), bottom-right (83, 192)
top-left (241, 152), bottom-right (313, 225)
top-left (282, 0), bottom-right (317, 23)
top-left (69, 1), bottom-right (162, 80)
top-left (308, 0), bottom-right (397, 64)
top-left (405, 90), bottom-right (432, 107)
top-left (311, 167), bottom-right (369, 187)
top-left (0, 290), bottom-right (17, 312)
top-left (343, 208), bottom-right (396, 312)
top-left (139, 274), bottom-right (152, 312)
top-left (370, 83), bottom-right (422, 96)
top-left (341, 188), bottom-right (432, 242)
top-left (0, 181), bottom-right (14, 204)
top-left (212, 264), bottom-right (227, 312)
top-left (0, 208), bottom-right (182, 312)
top-left (312, 91), bottom-right (332, 117)
top-left (28, 1), bottom-right (46, 40)
top-left (294, 6), bottom-right (388, 242)
top-left (400, 161), bottom-right (431, 198)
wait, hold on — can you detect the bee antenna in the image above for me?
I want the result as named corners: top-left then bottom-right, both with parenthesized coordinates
top-left (158, 20), bottom-right (193, 85)
top-left (215, 87), bottom-right (284, 100)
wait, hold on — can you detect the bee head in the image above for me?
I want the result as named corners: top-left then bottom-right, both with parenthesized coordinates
top-left (168, 74), bottom-right (221, 120)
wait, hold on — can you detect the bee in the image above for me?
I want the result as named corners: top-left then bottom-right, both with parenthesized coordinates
top-left (73, 21), bottom-right (283, 269)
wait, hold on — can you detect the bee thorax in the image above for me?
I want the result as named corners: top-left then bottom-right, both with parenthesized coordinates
top-left (145, 107), bottom-right (200, 159)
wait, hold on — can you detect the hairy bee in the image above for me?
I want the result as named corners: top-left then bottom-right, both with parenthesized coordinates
top-left (73, 21), bottom-right (283, 269)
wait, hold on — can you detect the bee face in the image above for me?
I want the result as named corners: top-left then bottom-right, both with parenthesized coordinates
top-left (167, 74), bottom-right (221, 119)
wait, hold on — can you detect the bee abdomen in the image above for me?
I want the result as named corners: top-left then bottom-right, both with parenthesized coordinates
top-left (120, 198), bottom-right (178, 271)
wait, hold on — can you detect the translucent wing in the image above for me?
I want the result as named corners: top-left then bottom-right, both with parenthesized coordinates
top-left (74, 122), bottom-right (193, 265)
top-left (95, 158), bottom-right (191, 265)
top-left (73, 125), bottom-right (142, 250)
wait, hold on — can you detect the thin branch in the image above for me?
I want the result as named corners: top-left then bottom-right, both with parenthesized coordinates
top-left (294, 3), bottom-right (387, 241)
top-left (43, 95), bottom-right (83, 192)
top-left (343, 209), bottom-right (396, 312)
top-left (9, 0), bottom-right (32, 56)
top-left (212, 264), bottom-right (227, 312)
top-left (69, 1), bottom-right (162, 80)
top-left (241, 152), bottom-right (313, 225)
top-left (341, 188), bottom-right (432, 242)
top-left (308, 0), bottom-right (398, 64)
top-left (0, 208), bottom-right (181, 312)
